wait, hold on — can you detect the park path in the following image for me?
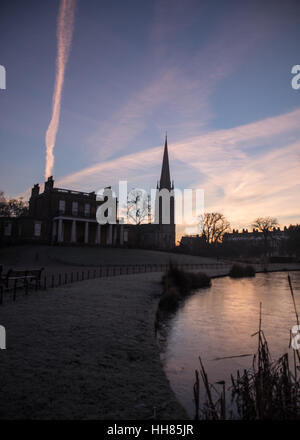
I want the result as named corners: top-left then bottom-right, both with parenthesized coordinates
top-left (0, 272), bottom-right (189, 419)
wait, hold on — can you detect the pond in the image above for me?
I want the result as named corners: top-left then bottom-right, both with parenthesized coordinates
top-left (158, 271), bottom-right (300, 418)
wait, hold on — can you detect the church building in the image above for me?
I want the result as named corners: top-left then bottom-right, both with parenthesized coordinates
top-left (0, 137), bottom-right (176, 249)
top-left (128, 135), bottom-right (175, 249)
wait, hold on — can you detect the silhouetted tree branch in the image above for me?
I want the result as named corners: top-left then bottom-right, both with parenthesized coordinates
top-left (127, 189), bottom-right (149, 225)
top-left (0, 191), bottom-right (29, 217)
top-left (199, 212), bottom-right (230, 245)
top-left (251, 216), bottom-right (279, 257)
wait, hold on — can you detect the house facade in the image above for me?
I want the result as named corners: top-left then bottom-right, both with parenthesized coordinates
top-left (0, 177), bottom-right (125, 246)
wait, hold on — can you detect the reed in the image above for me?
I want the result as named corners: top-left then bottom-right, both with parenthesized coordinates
top-left (193, 276), bottom-right (300, 420)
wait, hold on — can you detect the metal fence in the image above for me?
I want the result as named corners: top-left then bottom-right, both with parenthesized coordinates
top-left (0, 262), bottom-right (230, 305)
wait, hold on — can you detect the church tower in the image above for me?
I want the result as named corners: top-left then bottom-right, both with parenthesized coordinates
top-left (155, 135), bottom-right (175, 248)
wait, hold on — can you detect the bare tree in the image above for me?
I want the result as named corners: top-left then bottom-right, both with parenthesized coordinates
top-left (0, 191), bottom-right (28, 217)
top-left (199, 212), bottom-right (230, 245)
top-left (252, 216), bottom-right (279, 257)
top-left (127, 188), bottom-right (149, 225)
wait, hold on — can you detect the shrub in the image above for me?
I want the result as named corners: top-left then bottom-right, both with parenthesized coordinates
top-left (229, 264), bottom-right (255, 278)
top-left (158, 287), bottom-right (181, 311)
top-left (163, 264), bottom-right (211, 295)
top-left (159, 265), bottom-right (211, 312)
top-left (188, 272), bottom-right (211, 290)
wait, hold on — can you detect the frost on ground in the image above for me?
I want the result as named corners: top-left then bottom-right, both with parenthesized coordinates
top-left (0, 245), bottom-right (217, 268)
top-left (0, 273), bottom-right (188, 419)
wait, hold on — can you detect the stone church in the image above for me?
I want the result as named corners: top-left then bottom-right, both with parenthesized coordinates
top-left (128, 135), bottom-right (175, 249)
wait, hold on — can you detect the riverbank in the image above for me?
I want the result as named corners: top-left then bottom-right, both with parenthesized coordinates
top-left (1, 262), bottom-right (299, 419)
top-left (157, 269), bottom-right (300, 419)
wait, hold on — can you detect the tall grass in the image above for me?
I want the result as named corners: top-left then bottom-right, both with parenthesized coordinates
top-left (193, 276), bottom-right (300, 420)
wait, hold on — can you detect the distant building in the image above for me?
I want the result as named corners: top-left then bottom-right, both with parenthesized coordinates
top-left (180, 227), bottom-right (289, 256)
top-left (222, 227), bottom-right (288, 254)
top-left (179, 234), bottom-right (206, 254)
top-left (0, 137), bottom-right (176, 249)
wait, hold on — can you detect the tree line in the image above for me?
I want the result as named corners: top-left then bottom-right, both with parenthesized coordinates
top-left (180, 212), bottom-right (300, 258)
top-left (0, 191), bottom-right (28, 217)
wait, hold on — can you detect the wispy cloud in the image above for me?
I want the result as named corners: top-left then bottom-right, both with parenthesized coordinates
top-left (84, 0), bottom-right (271, 162)
top-left (55, 107), bottom-right (300, 235)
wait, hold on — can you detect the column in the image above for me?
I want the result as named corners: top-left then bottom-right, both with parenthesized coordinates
top-left (57, 219), bottom-right (63, 243)
top-left (71, 220), bottom-right (77, 243)
top-left (52, 220), bottom-right (57, 243)
top-left (120, 224), bottom-right (124, 246)
top-left (113, 225), bottom-right (117, 245)
top-left (95, 224), bottom-right (101, 245)
top-left (84, 222), bottom-right (89, 244)
top-left (107, 224), bottom-right (113, 245)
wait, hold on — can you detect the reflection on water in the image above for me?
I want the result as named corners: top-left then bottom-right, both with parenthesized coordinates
top-left (158, 271), bottom-right (300, 418)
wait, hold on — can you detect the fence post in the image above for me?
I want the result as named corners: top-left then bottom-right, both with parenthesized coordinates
top-left (44, 277), bottom-right (47, 290)
top-left (25, 279), bottom-right (29, 296)
top-left (51, 274), bottom-right (54, 288)
top-left (0, 285), bottom-right (3, 305)
top-left (59, 273), bottom-right (62, 286)
top-left (71, 272), bottom-right (73, 283)
top-left (65, 273), bottom-right (68, 284)
top-left (13, 279), bottom-right (17, 301)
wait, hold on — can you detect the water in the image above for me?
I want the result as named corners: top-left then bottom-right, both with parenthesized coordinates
top-left (158, 271), bottom-right (300, 418)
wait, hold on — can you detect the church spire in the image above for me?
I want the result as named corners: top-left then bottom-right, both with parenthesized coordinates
top-left (159, 133), bottom-right (171, 190)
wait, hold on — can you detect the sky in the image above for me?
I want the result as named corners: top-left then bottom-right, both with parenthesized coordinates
top-left (1, 0), bottom-right (300, 238)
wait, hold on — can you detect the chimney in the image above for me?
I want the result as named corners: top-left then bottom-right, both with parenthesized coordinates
top-left (31, 183), bottom-right (40, 198)
top-left (29, 183), bottom-right (40, 216)
top-left (44, 176), bottom-right (54, 192)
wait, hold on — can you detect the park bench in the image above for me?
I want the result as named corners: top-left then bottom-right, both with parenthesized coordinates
top-left (3, 267), bottom-right (44, 290)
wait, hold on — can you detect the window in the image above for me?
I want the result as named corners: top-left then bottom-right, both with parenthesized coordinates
top-left (84, 203), bottom-right (90, 217)
top-left (4, 222), bottom-right (12, 236)
top-left (34, 222), bottom-right (41, 237)
top-left (72, 201), bottom-right (78, 215)
top-left (59, 199), bottom-right (65, 214)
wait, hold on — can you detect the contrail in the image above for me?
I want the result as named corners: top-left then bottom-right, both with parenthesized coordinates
top-left (45, 0), bottom-right (76, 179)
